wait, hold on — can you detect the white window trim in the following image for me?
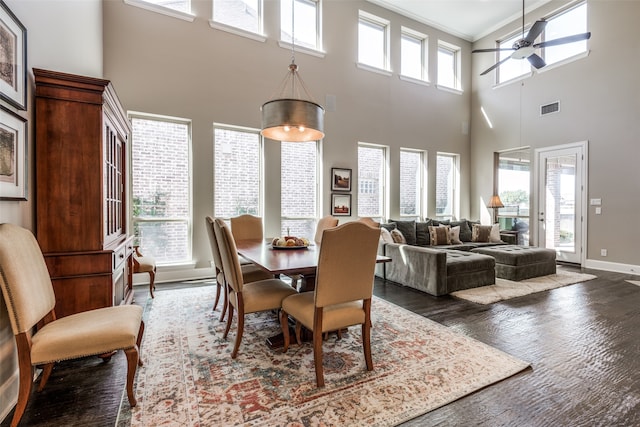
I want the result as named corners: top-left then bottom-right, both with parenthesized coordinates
top-left (400, 26), bottom-right (429, 83)
top-left (210, 0), bottom-right (266, 42)
top-left (357, 10), bottom-right (391, 73)
top-left (124, 0), bottom-right (195, 22)
top-left (278, 41), bottom-right (326, 58)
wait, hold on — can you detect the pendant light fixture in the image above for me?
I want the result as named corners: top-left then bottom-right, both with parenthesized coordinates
top-left (260, 0), bottom-right (324, 142)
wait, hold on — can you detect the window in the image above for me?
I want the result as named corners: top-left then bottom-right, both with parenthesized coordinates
top-left (131, 113), bottom-right (192, 264)
top-left (214, 125), bottom-right (262, 218)
top-left (437, 41), bottom-right (461, 90)
top-left (212, 0), bottom-right (262, 35)
top-left (497, 149), bottom-right (530, 245)
top-left (281, 0), bottom-right (321, 51)
top-left (543, 2), bottom-right (588, 66)
top-left (435, 153), bottom-right (458, 220)
top-left (497, 32), bottom-right (531, 84)
top-left (399, 149), bottom-right (425, 217)
top-left (281, 141), bottom-right (318, 237)
top-left (401, 27), bottom-right (427, 82)
top-left (358, 11), bottom-right (390, 71)
top-left (357, 144), bottom-right (387, 221)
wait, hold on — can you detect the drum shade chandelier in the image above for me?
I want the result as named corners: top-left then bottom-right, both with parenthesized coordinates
top-left (260, 1), bottom-right (324, 142)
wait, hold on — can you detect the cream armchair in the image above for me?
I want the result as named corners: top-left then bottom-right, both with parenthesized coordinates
top-left (0, 224), bottom-right (144, 427)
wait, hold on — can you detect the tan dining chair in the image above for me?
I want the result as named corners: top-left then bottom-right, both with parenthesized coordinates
top-left (205, 216), bottom-right (272, 321)
top-left (289, 215), bottom-right (339, 289)
top-left (279, 221), bottom-right (380, 387)
top-left (230, 214), bottom-right (263, 242)
top-left (133, 246), bottom-right (157, 298)
top-left (358, 217), bottom-right (381, 228)
top-left (213, 218), bottom-right (298, 358)
top-left (0, 223), bottom-right (144, 427)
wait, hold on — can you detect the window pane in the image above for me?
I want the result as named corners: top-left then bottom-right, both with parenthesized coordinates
top-left (437, 47), bottom-right (455, 88)
top-left (281, 0), bottom-right (318, 50)
top-left (141, 0), bottom-right (190, 13)
top-left (498, 33), bottom-right (531, 83)
top-left (400, 150), bottom-right (421, 216)
top-left (359, 18), bottom-right (385, 69)
top-left (401, 33), bottom-right (423, 80)
top-left (213, 0), bottom-right (261, 34)
top-left (358, 145), bottom-right (385, 218)
top-left (131, 116), bottom-right (191, 263)
top-left (544, 2), bottom-right (588, 65)
top-left (498, 149), bottom-right (531, 245)
top-left (281, 141), bottom-right (317, 238)
top-left (435, 154), bottom-right (455, 218)
top-left (214, 127), bottom-right (261, 217)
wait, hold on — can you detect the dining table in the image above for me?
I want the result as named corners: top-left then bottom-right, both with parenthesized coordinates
top-left (234, 238), bottom-right (391, 347)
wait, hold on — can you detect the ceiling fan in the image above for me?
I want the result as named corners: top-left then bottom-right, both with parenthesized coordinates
top-left (472, 0), bottom-right (592, 76)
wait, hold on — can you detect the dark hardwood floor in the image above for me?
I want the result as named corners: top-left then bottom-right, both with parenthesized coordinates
top-left (3, 267), bottom-right (640, 426)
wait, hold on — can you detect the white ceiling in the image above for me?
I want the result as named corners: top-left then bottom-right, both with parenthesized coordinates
top-left (367, 0), bottom-right (552, 42)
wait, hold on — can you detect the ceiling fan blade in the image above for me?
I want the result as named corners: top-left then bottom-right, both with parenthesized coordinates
top-left (480, 56), bottom-right (512, 76)
top-left (534, 32), bottom-right (592, 48)
top-left (523, 20), bottom-right (547, 44)
top-left (527, 53), bottom-right (546, 69)
top-left (472, 47), bottom-right (515, 53)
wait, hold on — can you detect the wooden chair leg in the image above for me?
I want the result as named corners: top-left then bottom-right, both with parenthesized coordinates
top-left (313, 328), bottom-right (325, 387)
top-left (294, 322), bottom-right (302, 345)
top-left (212, 281), bottom-right (221, 312)
top-left (37, 362), bottom-right (54, 392)
top-left (231, 311), bottom-right (244, 359)
top-left (12, 334), bottom-right (34, 427)
top-left (363, 300), bottom-right (373, 371)
top-left (280, 309), bottom-right (290, 352)
top-left (219, 282), bottom-right (229, 322)
top-left (124, 347), bottom-right (140, 406)
top-left (148, 270), bottom-right (156, 298)
top-left (223, 303), bottom-right (234, 339)
top-left (136, 320), bottom-right (145, 367)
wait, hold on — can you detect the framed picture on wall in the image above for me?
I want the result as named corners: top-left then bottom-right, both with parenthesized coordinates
top-left (0, 0), bottom-right (27, 110)
top-left (331, 193), bottom-right (351, 216)
top-left (0, 105), bottom-right (27, 200)
top-left (331, 167), bottom-right (351, 192)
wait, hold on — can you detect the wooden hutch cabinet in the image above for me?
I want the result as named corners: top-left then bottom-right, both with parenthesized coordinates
top-left (34, 68), bottom-right (134, 318)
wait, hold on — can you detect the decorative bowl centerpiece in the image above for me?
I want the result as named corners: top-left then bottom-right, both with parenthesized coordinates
top-left (271, 236), bottom-right (310, 249)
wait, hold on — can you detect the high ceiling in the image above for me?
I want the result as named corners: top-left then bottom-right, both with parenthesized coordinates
top-left (367, 0), bottom-right (552, 42)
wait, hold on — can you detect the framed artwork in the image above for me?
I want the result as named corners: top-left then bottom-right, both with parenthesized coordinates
top-left (0, 105), bottom-right (27, 200)
top-left (0, 0), bottom-right (27, 110)
top-left (331, 193), bottom-right (351, 216)
top-left (331, 167), bottom-right (351, 192)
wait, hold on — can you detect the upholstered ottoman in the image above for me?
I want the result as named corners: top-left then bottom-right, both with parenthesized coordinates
top-left (444, 250), bottom-right (496, 294)
top-left (471, 245), bottom-right (556, 281)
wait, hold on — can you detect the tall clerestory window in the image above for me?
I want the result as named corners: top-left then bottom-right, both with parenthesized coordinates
top-left (281, 0), bottom-right (321, 51)
top-left (358, 10), bottom-right (390, 72)
top-left (130, 113), bottom-right (192, 264)
top-left (212, 0), bottom-right (263, 36)
top-left (401, 27), bottom-right (428, 82)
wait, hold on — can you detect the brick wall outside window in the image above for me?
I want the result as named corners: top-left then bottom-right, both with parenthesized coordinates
top-left (358, 145), bottom-right (385, 219)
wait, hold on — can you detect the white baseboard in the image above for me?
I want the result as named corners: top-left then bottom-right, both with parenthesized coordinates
top-left (132, 266), bottom-right (216, 286)
top-left (584, 259), bottom-right (640, 276)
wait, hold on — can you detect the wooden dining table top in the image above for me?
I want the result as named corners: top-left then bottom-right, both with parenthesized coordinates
top-left (235, 239), bottom-right (391, 277)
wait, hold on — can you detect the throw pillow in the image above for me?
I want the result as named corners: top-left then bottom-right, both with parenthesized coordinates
top-left (472, 224), bottom-right (502, 243)
top-left (380, 227), bottom-right (394, 244)
top-left (390, 229), bottom-right (406, 244)
top-left (428, 225), bottom-right (452, 246)
top-left (389, 219), bottom-right (417, 246)
top-left (415, 220), bottom-right (432, 246)
top-left (380, 222), bottom-right (397, 232)
top-left (450, 225), bottom-right (463, 244)
top-left (450, 219), bottom-right (472, 242)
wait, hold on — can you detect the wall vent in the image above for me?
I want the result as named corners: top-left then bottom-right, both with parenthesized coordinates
top-left (540, 101), bottom-right (560, 116)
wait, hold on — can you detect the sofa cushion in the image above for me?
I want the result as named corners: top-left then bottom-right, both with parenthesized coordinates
top-left (415, 220), bottom-right (432, 246)
top-left (450, 226), bottom-right (463, 244)
top-left (450, 220), bottom-right (473, 242)
top-left (380, 222), bottom-right (397, 232)
top-left (380, 227), bottom-right (394, 244)
top-left (472, 224), bottom-right (502, 243)
top-left (389, 219), bottom-right (417, 246)
top-left (429, 225), bottom-right (451, 246)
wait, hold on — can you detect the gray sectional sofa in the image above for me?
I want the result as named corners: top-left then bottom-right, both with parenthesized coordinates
top-left (375, 219), bottom-right (507, 296)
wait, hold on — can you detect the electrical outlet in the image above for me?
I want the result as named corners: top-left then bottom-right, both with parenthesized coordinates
top-left (595, 207), bottom-right (602, 215)
top-left (600, 249), bottom-right (607, 257)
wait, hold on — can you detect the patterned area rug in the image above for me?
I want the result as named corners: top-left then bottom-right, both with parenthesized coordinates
top-left (116, 286), bottom-right (529, 426)
top-left (452, 267), bottom-right (597, 304)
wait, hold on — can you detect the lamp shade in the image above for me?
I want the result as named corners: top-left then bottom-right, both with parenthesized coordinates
top-left (487, 195), bottom-right (505, 209)
top-left (261, 98), bottom-right (324, 142)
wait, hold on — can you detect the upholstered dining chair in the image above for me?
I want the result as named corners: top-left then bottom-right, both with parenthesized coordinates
top-left (279, 221), bottom-right (380, 387)
top-left (205, 216), bottom-right (272, 321)
top-left (133, 246), bottom-right (156, 298)
top-left (358, 217), bottom-right (380, 228)
top-left (230, 214), bottom-right (263, 242)
top-left (0, 223), bottom-right (144, 427)
top-left (213, 218), bottom-right (297, 358)
top-left (289, 215), bottom-right (339, 289)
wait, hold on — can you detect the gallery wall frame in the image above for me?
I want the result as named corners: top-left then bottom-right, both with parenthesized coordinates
top-left (0, 0), bottom-right (27, 110)
top-left (0, 104), bottom-right (27, 200)
top-left (331, 167), bottom-right (351, 192)
top-left (331, 193), bottom-right (351, 216)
